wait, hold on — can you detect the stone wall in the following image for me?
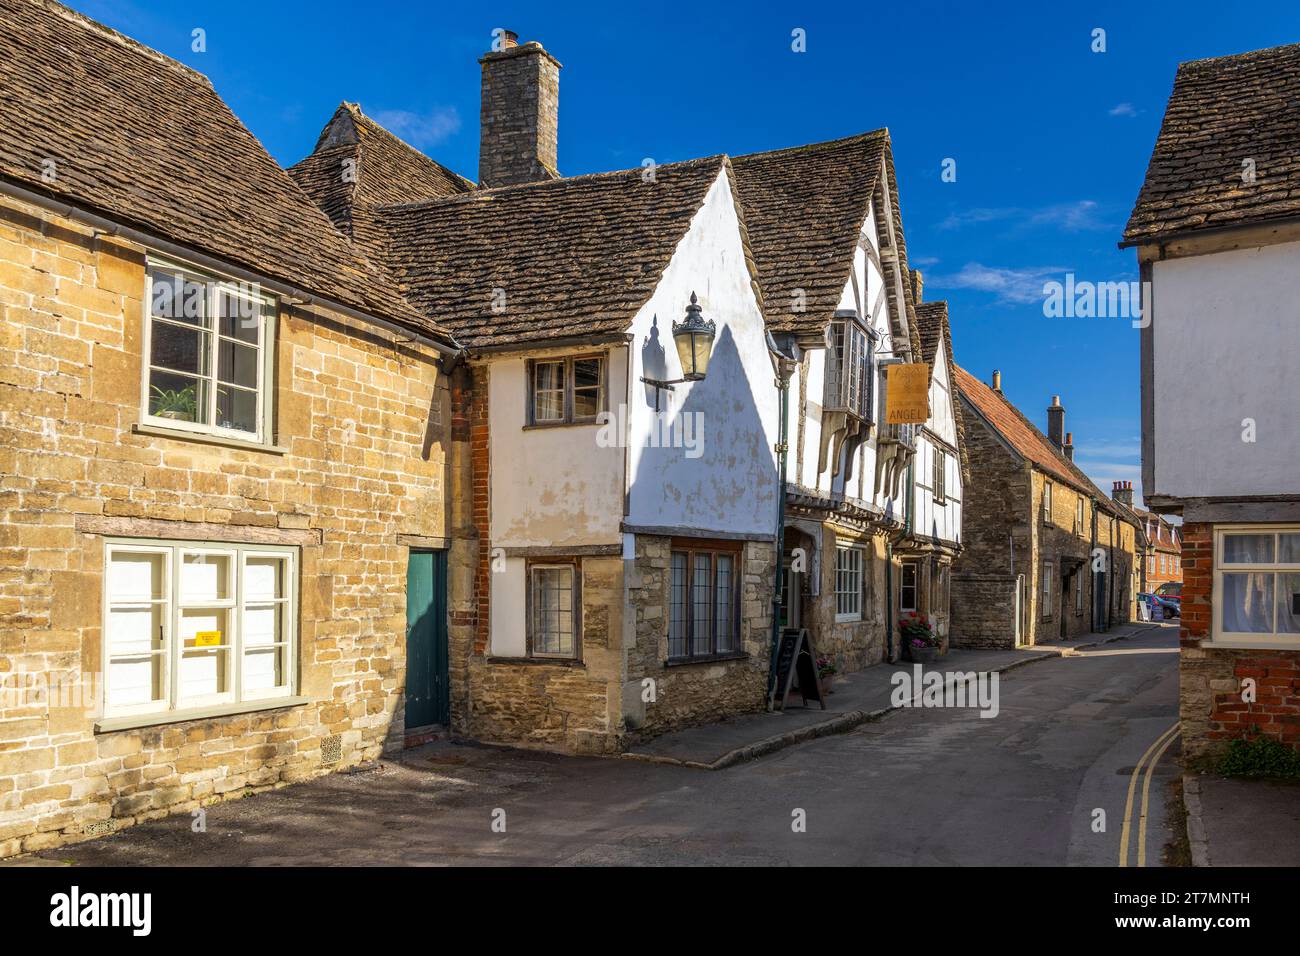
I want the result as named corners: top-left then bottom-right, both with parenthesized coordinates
top-left (465, 556), bottom-right (623, 754)
top-left (625, 535), bottom-right (773, 739)
top-left (1178, 521), bottom-right (1300, 760)
top-left (803, 523), bottom-right (891, 671)
top-left (950, 405), bottom-right (1031, 648)
top-left (0, 194), bottom-right (453, 856)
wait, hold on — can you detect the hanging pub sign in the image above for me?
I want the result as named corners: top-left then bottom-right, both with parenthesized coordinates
top-left (885, 363), bottom-right (930, 424)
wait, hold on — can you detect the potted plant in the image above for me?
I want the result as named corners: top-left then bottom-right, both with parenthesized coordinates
top-left (900, 612), bottom-right (942, 663)
top-left (150, 384), bottom-right (197, 422)
top-left (816, 656), bottom-right (838, 696)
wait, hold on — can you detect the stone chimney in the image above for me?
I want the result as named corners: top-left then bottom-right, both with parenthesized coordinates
top-left (1047, 395), bottom-right (1065, 449)
top-left (478, 33), bottom-right (561, 188)
top-left (1112, 480), bottom-right (1135, 507)
top-left (910, 269), bottom-right (924, 304)
top-left (991, 370), bottom-right (1002, 392)
top-left (1063, 431), bottom-right (1075, 461)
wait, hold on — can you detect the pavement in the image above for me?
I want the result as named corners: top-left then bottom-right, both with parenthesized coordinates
top-left (625, 622), bottom-right (1157, 768)
top-left (1183, 772), bottom-right (1300, 867)
top-left (14, 623), bottom-right (1184, 866)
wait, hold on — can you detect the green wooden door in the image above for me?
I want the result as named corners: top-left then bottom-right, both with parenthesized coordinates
top-left (405, 550), bottom-right (448, 728)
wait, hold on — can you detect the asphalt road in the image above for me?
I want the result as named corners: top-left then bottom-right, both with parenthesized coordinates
top-left (32, 626), bottom-right (1182, 867)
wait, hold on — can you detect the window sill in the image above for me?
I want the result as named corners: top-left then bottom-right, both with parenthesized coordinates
top-left (522, 419), bottom-right (603, 431)
top-left (133, 423), bottom-right (287, 455)
top-left (835, 615), bottom-right (865, 624)
top-left (486, 655), bottom-right (585, 667)
top-left (95, 695), bottom-right (309, 734)
top-left (1198, 640), bottom-right (1300, 652)
top-left (664, 651), bottom-right (749, 668)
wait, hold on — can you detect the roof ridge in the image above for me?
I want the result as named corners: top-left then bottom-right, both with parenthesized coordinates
top-left (378, 154), bottom-right (729, 213)
top-left (734, 129), bottom-right (889, 162)
top-left (1179, 40), bottom-right (1300, 70)
top-left (35, 0), bottom-right (211, 85)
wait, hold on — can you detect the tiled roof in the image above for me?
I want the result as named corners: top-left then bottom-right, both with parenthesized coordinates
top-left (288, 103), bottom-right (472, 244)
top-left (914, 301), bottom-right (948, 372)
top-left (1123, 43), bottom-right (1300, 245)
top-left (0, 0), bottom-right (446, 340)
top-left (376, 156), bottom-right (730, 348)
top-left (952, 364), bottom-right (1132, 520)
top-left (732, 132), bottom-right (888, 339)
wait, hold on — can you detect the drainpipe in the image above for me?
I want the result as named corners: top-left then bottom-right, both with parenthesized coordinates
top-left (885, 540), bottom-right (895, 662)
top-left (765, 333), bottom-right (800, 707)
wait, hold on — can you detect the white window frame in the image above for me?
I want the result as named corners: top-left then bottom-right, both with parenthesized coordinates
top-left (141, 258), bottom-right (276, 444)
top-left (824, 316), bottom-right (874, 420)
top-left (1074, 569), bottom-right (1084, 615)
top-left (1076, 497), bottom-right (1085, 536)
top-left (1041, 561), bottom-right (1053, 619)
top-left (1212, 525), bottom-right (1300, 646)
top-left (1042, 482), bottom-right (1053, 524)
top-left (102, 538), bottom-right (299, 722)
top-left (933, 447), bottom-right (947, 503)
top-left (899, 560), bottom-right (919, 614)
top-left (834, 545), bottom-right (865, 622)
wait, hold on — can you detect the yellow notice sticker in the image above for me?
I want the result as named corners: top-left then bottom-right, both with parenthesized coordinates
top-left (193, 631), bottom-right (222, 648)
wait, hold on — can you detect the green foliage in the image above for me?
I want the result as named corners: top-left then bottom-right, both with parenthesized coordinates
top-left (1217, 735), bottom-right (1300, 779)
top-left (150, 384), bottom-right (197, 418)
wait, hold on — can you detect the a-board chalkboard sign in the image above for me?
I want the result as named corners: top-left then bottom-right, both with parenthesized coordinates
top-left (769, 627), bottom-right (825, 712)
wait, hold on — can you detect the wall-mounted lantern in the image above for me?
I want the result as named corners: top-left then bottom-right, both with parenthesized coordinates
top-left (641, 291), bottom-right (716, 410)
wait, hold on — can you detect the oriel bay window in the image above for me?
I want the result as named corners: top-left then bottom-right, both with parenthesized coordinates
top-left (528, 354), bottom-right (606, 425)
top-left (1215, 527), bottom-right (1300, 642)
top-left (103, 540), bottom-right (297, 721)
top-left (143, 261), bottom-right (275, 442)
top-left (669, 543), bottom-right (740, 660)
top-left (823, 314), bottom-right (874, 420)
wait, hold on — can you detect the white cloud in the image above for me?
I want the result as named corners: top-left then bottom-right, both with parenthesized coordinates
top-left (939, 200), bottom-right (1109, 232)
top-left (926, 262), bottom-right (1068, 305)
top-left (370, 107), bottom-right (461, 149)
top-left (1109, 102), bottom-right (1139, 117)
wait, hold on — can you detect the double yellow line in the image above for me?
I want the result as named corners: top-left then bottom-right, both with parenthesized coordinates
top-left (1119, 722), bottom-right (1179, 867)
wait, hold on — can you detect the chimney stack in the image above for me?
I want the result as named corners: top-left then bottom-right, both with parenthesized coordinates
top-left (1112, 480), bottom-right (1135, 507)
top-left (1063, 431), bottom-right (1075, 461)
top-left (1047, 395), bottom-right (1065, 449)
top-left (991, 369), bottom-right (1002, 392)
top-left (910, 269), bottom-right (924, 304)
top-left (479, 33), bottom-right (561, 188)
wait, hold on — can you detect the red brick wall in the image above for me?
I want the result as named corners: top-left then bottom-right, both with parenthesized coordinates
top-left (1179, 521), bottom-right (1300, 757)
top-left (469, 364), bottom-right (491, 655)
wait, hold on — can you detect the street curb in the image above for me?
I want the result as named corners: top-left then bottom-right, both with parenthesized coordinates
top-left (1182, 773), bottom-right (1211, 867)
top-left (624, 623), bottom-right (1160, 770)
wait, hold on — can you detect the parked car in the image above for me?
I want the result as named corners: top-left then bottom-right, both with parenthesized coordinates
top-left (1155, 581), bottom-right (1182, 599)
top-left (1139, 592), bottom-right (1179, 620)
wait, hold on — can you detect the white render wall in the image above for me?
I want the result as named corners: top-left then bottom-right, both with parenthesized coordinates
top-left (1151, 241), bottom-right (1300, 498)
top-left (486, 346), bottom-right (628, 549)
top-left (624, 168), bottom-right (778, 537)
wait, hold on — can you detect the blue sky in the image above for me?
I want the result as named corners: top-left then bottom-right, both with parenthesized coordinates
top-left (69, 1), bottom-right (1300, 504)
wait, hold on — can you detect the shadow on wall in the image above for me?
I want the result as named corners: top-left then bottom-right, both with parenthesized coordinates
top-left (629, 323), bottom-right (776, 529)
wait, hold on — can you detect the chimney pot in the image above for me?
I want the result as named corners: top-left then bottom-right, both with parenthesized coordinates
top-left (991, 369), bottom-right (1002, 391)
top-left (1046, 395), bottom-right (1066, 449)
top-left (499, 29), bottom-right (519, 49)
top-left (1111, 480), bottom-right (1135, 506)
